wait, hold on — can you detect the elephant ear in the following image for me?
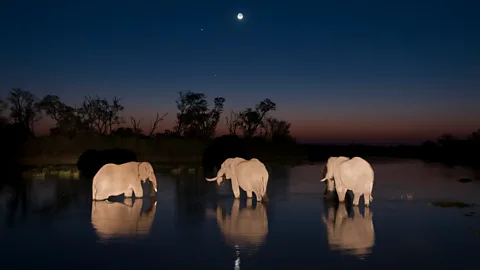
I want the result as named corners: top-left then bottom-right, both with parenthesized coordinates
top-left (137, 162), bottom-right (147, 180)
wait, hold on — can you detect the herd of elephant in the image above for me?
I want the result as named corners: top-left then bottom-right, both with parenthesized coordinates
top-left (92, 155), bottom-right (375, 207)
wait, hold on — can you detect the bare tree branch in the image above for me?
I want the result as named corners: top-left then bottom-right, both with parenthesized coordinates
top-left (149, 112), bottom-right (168, 136)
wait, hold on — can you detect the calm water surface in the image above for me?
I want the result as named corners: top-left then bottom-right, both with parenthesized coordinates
top-left (1, 158), bottom-right (480, 269)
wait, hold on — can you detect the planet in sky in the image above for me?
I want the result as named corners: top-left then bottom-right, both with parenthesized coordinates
top-left (237, 13), bottom-right (243, 20)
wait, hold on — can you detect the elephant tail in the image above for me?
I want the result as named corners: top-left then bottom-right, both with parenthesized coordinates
top-left (260, 174), bottom-right (269, 203)
top-left (92, 183), bottom-right (97, 200)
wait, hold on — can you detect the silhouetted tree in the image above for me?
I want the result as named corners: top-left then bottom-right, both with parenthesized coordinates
top-left (235, 98), bottom-right (276, 138)
top-left (260, 116), bottom-right (292, 141)
top-left (38, 95), bottom-right (71, 123)
top-left (130, 116), bottom-right (143, 134)
top-left (0, 98), bottom-right (7, 124)
top-left (77, 95), bottom-right (124, 135)
top-left (225, 110), bottom-right (242, 135)
top-left (111, 127), bottom-right (137, 137)
top-left (147, 112), bottom-right (168, 136)
top-left (38, 95), bottom-right (84, 137)
top-left (6, 88), bottom-right (42, 135)
top-left (76, 148), bottom-right (138, 179)
top-left (174, 91), bottom-right (225, 139)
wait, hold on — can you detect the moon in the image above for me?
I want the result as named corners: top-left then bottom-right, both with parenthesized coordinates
top-left (237, 13), bottom-right (243, 20)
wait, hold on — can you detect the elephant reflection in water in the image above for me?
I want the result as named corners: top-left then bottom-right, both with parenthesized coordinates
top-left (322, 203), bottom-right (375, 259)
top-left (209, 199), bottom-right (268, 269)
top-left (91, 198), bottom-right (157, 240)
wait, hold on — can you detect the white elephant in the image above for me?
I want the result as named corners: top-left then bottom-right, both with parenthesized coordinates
top-left (91, 198), bottom-right (157, 240)
top-left (205, 157), bottom-right (269, 202)
top-left (320, 156), bottom-right (374, 206)
top-left (92, 161), bottom-right (158, 201)
top-left (322, 203), bottom-right (375, 259)
top-left (321, 156), bottom-right (350, 198)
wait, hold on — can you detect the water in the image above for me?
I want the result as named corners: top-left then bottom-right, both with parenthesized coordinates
top-left (1, 158), bottom-right (480, 270)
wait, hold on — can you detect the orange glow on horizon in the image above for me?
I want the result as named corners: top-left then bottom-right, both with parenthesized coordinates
top-left (31, 113), bottom-right (474, 144)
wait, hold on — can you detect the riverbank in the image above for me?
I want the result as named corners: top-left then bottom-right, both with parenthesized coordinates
top-left (16, 135), bottom-right (479, 171)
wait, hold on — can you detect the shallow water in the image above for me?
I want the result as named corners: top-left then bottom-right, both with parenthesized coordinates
top-left (1, 158), bottom-right (480, 270)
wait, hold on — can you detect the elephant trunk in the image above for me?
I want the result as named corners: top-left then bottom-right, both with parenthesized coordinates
top-left (205, 167), bottom-right (224, 183)
top-left (150, 173), bottom-right (158, 193)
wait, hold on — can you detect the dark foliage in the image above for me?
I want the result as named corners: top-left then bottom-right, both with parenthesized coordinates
top-left (76, 148), bottom-right (138, 179)
top-left (0, 123), bottom-right (30, 227)
top-left (202, 135), bottom-right (250, 178)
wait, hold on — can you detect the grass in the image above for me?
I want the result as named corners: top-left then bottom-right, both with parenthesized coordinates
top-left (22, 166), bottom-right (80, 180)
top-left (429, 201), bottom-right (474, 208)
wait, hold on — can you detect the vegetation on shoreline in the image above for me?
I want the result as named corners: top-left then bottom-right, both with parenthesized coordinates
top-left (0, 88), bottom-right (479, 170)
top-left (429, 201), bottom-right (474, 208)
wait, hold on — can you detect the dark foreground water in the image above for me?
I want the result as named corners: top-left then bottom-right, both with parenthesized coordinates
top-left (1, 158), bottom-right (480, 270)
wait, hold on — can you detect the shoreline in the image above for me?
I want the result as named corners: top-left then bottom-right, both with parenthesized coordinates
top-left (18, 154), bottom-right (310, 168)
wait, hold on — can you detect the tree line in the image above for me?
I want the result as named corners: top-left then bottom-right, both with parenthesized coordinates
top-left (0, 88), bottom-right (294, 142)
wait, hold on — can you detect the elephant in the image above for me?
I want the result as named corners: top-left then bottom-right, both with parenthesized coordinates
top-left (91, 198), bottom-right (157, 240)
top-left (320, 156), bottom-right (374, 206)
top-left (321, 156), bottom-right (350, 199)
top-left (205, 157), bottom-right (269, 202)
top-left (322, 202), bottom-right (375, 259)
top-left (207, 198), bottom-right (268, 259)
top-left (92, 161), bottom-right (158, 201)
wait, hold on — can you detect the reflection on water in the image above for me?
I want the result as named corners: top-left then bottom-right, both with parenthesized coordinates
top-left (91, 198), bottom-right (157, 241)
top-left (322, 202), bottom-right (375, 259)
top-left (0, 159), bottom-right (480, 269)
top-left (210, 199), bottom-right (268, 270)
top-left (213, 199), bottom-right (268, 254)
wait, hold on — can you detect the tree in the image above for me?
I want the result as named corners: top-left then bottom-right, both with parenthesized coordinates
top-left (39, 95), bottom-right (89, 137)
top-left (38, 95), bottom-right (72, 123)
top-left (225, 110), bottom-right (242, 135)
top-left (6, 88), bottom-right (42, 134)
top-left (173, 91), bottom-right (225, 139)
top-left (437, 133), bottom-right (456, 148)
top-left (147, 112), bottom-right (168, 136)
top-left (0, 98), bottom-right (7, 125)
top-left (130, 112), bottom-right (168, 136)
top-left (467, 129), bottom-right (480, 142)
top-left (130, 116), bottom-right (143, 134)
top-left (77, 96), bottom-right (124, 135)
top-left (261, 117), bottom-right (292, 141)
top-left (236, 98), bottom-right (276, 137)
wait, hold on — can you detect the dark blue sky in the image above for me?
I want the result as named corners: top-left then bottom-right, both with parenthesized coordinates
top-left (1, 0), bottom-right (479, 143)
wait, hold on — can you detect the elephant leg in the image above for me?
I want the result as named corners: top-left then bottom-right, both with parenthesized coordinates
top-left (352, 192), bottom-right (361, 206)
top-left (246, 190), bottom-right (253, 198)
top-left (132, 182), bottom-right (144, 198)
top-left (231, 177), bottom-right (240, 199)
top-left (364, 193), bottom-right (372, 207)
top-left (254, 191), bottom-right (262, 202)
top-left (124, 188), bottom-right (133, 198)
top-left (337, 187), bottom-right (347, 203)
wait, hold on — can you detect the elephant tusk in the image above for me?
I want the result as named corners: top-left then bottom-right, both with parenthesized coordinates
top-left (205, 177), bottom-right (217, 181)
top-left (154, 187), bottom-right (157, 192)
top-left (320, 177), bottom-right (328, 182)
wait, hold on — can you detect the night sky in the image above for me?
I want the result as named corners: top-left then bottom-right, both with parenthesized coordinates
top-left (1, 0), bottom-right (479, 144)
